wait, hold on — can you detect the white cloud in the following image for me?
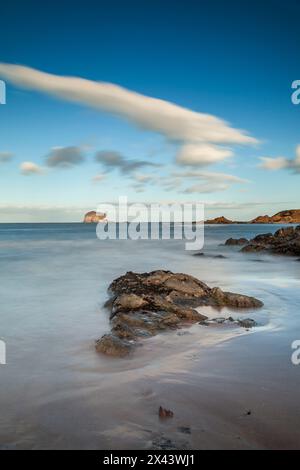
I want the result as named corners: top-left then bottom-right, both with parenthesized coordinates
top-left (176, 143), bottom-right (233, 166)
top-left (183, 182), bottom-right (230, 193)
top-left (259, 145), bottom-right (300, 173)
top-left (172, 170), bottom-right (249, 183)
top-left (160, 169), bottom-right (249, 193)
top-left (0, 63), bottom-right (258, 167)
top-left (20, 161), bottom-right (44, 175)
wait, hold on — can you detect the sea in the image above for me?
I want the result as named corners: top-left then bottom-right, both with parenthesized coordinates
top-left (0, 223), bottom-right (299, 449)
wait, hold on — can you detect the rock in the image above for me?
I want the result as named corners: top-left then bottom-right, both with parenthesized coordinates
top-left (240, 225), bottom-right (300, 256)
top-left (159, 406), bottom-right (174, 419)
top-left (212, 317), bottom-right (226, 324)
top-left (178, 427), bottom-right (191, 434)
top-left (193, 252), bottom-right (227, 258)
top-left (210, 287), bottom-right (263, 308)
top-left (201, 316), bottom-right (257, 328)
top-left (95, 334), bottom-right (134, 357)
top-left (225, 237), bottom-right (249, 246)
top-left (238, 318), bottom-right (257, 328)
top-left (83, 210), bottom-right (107, 223)
top-left (112, 293), bottom-right (148, 316)
top-left (95, 270), bottom-right (263, 357)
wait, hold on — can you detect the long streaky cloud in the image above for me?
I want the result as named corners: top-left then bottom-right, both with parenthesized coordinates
top-left (0, 63), bottom-right (258, 166)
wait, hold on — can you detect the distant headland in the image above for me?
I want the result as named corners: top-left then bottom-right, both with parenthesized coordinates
top-left (205, 209), bottom-right (300, 225)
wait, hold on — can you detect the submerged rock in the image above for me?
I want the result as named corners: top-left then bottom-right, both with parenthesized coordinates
top-left (95, 270), bottom-right (263, 357)
top-left (225, 237), bottom-right (249, 246)
top-left (159, 406), bottom-right (174, 419)
top-left (237, 318), bottom-right (257, 328)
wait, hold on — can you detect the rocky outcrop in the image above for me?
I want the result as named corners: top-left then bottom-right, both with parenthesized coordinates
top-left (83, 211), bottom-right (107, 223)
top-left (95, 270), bottom-right (263, 357)
top-left (225, 226), bottom-right (300, 256)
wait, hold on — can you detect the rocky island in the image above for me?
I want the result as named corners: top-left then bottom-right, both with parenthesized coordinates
top-left (95, 270), bottom-right (263, 357)
top-left (83, 211), bottom-right (107, 223)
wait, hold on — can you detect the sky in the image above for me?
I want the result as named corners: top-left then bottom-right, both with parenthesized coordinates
top-left (0, 0), bottom-right (299, 222)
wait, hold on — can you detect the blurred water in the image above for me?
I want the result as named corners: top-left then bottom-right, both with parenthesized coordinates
top-left (0, 223), bottom-right (299, 449)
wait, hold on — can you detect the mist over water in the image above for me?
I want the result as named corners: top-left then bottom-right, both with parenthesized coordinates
top-left (0, 223), bottom-right (299, 449)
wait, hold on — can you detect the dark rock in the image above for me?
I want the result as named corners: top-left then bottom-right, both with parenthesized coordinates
top-left (237, 318), bottom-right (257, 328)
top-left (178, 426), bottom-right (191, 434)
top-left (151, 436), bottom-right (179, 450)
top-left (240, 225), bottom-right (300, 256)
top-left (96, 270), bottom-right (263, 357)
top-left (193, 252), bottom-right (227, 258)
top-left (159, 406), bottom-right (174, 419)
top-left (225, 237), bottom-right (249, 246)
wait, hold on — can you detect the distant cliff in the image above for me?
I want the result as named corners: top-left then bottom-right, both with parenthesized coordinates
top-left (205, 209), bottom-right (300, 224)
top-left (83, 211), bottom-right (107, 223)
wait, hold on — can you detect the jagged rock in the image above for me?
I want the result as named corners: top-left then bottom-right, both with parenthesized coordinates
top-left (240, 225), bottom-right (300, 256)
top-left (95, 271), bottom-right (263, 357)
top-left (210, 287), bottom-right (263, 308)
top-left (95, 334), bottom-right (134, 357)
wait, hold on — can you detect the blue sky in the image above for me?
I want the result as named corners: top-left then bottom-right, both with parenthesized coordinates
top-left (0, 0), bottom-right (299, 222)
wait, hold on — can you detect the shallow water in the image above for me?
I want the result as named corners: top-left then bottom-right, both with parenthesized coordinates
top-left (0, 223), bottom-right (299, 449)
